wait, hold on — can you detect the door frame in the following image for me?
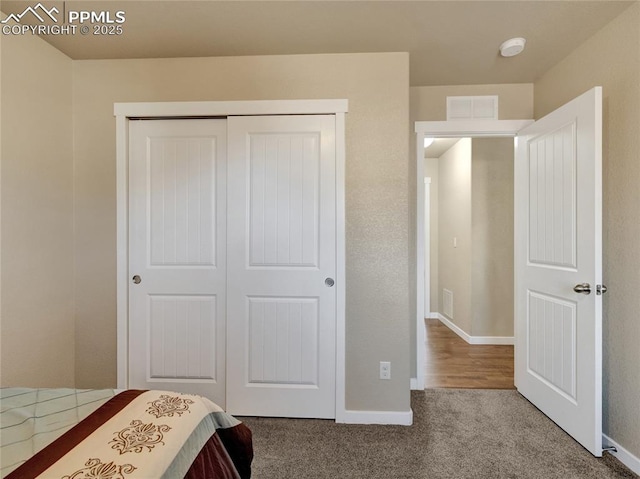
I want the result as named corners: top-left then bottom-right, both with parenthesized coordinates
top-left (114, 99), bottom-right (348, 419)
top-left (412, 119), bottom-right (533, 390)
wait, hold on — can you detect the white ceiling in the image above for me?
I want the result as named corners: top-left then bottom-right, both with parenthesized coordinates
top-left (1, 0), bottom-right (634, 86)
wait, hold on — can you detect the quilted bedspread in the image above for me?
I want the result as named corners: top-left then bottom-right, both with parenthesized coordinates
top-left (0, 388), bottom-right (252, 479)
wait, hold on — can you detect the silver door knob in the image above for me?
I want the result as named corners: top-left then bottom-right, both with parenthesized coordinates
top-left (573, 283), bottom-right (591, 294)
top-left (132, 275), bottom-right (142, 284)
top-left (325, 278), bottom-right (335, 287)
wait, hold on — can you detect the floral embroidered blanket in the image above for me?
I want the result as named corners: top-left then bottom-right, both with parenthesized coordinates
top-left (1, 389), bottom-right (252, 479)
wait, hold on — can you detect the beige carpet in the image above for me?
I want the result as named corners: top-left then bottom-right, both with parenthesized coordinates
top-left (240, 389), bottom-right (637, 478)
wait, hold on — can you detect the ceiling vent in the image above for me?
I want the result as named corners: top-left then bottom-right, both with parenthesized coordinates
top-left (446, 95), bottom-right (498, 121)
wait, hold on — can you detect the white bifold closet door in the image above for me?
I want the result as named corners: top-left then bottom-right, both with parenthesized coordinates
top-left (226, 115), bottom-right (337, 418)
top-left (128, 115), bottom-right (337, 418)
top-left (128, 119), bottom-right (227, 407)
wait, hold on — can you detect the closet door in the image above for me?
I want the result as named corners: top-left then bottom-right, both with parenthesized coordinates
top-left (226, 115), bottom-right (337, 418)
top-left (128, 119), bottom-right (227, 407)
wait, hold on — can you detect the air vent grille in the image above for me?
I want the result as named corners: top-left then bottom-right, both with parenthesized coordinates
top-left (443, 289), bottom-right (454, 319)
top-left (446, 96), bottom-right (498, 121)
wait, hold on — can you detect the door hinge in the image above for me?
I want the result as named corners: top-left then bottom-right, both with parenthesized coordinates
top-left (596, 284), bottom-right (608, 295)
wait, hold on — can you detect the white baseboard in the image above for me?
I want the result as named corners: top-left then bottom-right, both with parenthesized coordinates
top-left (425, 312), bottom-right (440, 319)
top-left (603, 434), bottom-right (640, 475)
top-left (435, 313), bottom-right (515, 345)
top-left (410, 377), bottom-right (424, 390)
top-left (338, 409), bottom-right (413, 426)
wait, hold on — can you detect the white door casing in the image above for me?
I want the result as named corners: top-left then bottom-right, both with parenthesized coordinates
top-left (413, 119), bottom-right (533, 390)
top-left (226, 115), bottom-right (337, 418)
top-left (128, 119), bottom-right (227, 407)
top-left (515, 87), bottom-right (603, 456)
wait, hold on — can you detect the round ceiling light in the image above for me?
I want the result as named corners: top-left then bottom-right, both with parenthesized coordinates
top-left (499, 37), bottom-right (526, 57)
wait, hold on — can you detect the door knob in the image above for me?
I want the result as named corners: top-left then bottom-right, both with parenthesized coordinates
top-left (573, 283), bottom-right (591, 295)
top-left (325, 278), bottom-right (335, 287)
top-left (132, 275), bottom-right (142, 284)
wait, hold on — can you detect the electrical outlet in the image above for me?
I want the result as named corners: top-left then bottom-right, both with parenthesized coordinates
top-left (380, 361), bottom-right (391, 380)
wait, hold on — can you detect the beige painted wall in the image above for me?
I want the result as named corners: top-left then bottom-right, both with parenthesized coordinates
top-left (424, 157), bottom-right (439, 313)
top-left (471, 138), bottom-right (514, 337)
top-left (72, 52), bottom-right (411, 412)
top-left (535, 1), bottom-right (640, 459)
top-left (437, 139), bottom-right (472, 333)
top-left (0, 32), bottom-right (74, 386)
top-left (428, 138), bottom-right (514, 338)
top-left (410, 83), bottom-right (534, 122)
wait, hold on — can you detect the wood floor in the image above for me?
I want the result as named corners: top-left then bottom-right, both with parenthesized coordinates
top-left (424, 318), bottom-right (515, 389)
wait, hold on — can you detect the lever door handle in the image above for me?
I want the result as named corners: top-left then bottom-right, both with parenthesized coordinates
top-left (573, 283), bottom-right (591, 295)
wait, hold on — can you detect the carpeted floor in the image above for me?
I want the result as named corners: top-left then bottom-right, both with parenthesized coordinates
top-left (240, 389), bottom-right (638, 478)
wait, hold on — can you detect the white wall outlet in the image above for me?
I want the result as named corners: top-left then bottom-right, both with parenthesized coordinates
top-left (380, 361), bottom-right (391, 380)
top-left (453, 237), bottom-right (458, 248)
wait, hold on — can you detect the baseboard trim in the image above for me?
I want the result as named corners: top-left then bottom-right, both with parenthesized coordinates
top-left (338, 409), bottom-right (413, 426)
top-left (410, 377), bottom-right (424, 390)
top-left (425, 312), bottom-right (440, 319)
top-left (435, 313), bottom-right (515, 345)
top-left (603, 434), bottom-right (640, 475)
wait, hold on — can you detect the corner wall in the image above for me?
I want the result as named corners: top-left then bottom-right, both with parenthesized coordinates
top-left (72, 52), bottom-right (411, 413)
top-left (437, 139), bottom-right (472, 332)
top-left (0, 30), bottom-right (74, 386)
top-left (471, 138), bottom-right (514, 337)
top-left (534, 1), bottom-right (640, 461)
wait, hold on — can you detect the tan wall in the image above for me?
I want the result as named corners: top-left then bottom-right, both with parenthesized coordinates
top-left (534, 2), bottom-right (640, 459)
top-left (410, 83), bottom-right (534, 122)
top-left (0, 32), bottom-right (74, 386)
top-left (427, 138), bottom-right (514, 338)
top-left (471, 138), bottom-right (514, 337)
top-left (424, 157), bottom-right (439, 313)
top-left (72, 52), bottom-right (411, 412)
top-left (437, 139), bottom-right (472, 333)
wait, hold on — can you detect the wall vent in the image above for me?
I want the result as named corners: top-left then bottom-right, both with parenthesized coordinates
top-left (446, 95), bottom-right (498, 121)
top-left (443, 289), bottom-right (454, 319)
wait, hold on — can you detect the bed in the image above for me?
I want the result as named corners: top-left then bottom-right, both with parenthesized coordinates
top-left (0, 388), bottom-right (252, 478)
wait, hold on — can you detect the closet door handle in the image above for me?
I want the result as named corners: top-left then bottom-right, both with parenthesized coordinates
top-left (132, 275), bottom-right (142, 284)
top-left (325, 278), bottom-right (335, 287)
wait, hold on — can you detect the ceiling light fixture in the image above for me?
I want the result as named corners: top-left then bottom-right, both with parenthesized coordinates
top-left (499, 37), bottom-right (526, 57)
top-left (424, 137), bottom-right (435, 148)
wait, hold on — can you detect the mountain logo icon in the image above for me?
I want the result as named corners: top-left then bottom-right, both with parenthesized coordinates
top-left (1, 3), bottom-right (59, 24)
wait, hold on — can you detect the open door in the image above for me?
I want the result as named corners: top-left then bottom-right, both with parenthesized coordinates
top-left (515, 87), bottom-right (603, 456)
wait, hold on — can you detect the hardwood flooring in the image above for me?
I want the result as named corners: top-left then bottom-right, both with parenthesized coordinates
top-left (424, 318), bottom-right (515, 389)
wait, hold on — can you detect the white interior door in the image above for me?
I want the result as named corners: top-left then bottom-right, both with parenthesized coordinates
top-left (129, 119), bottom-right (227, 407)
top-left (226, 115), bottom-right (337, 418)
top-left (515, 87), bottom-right (602, 456)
